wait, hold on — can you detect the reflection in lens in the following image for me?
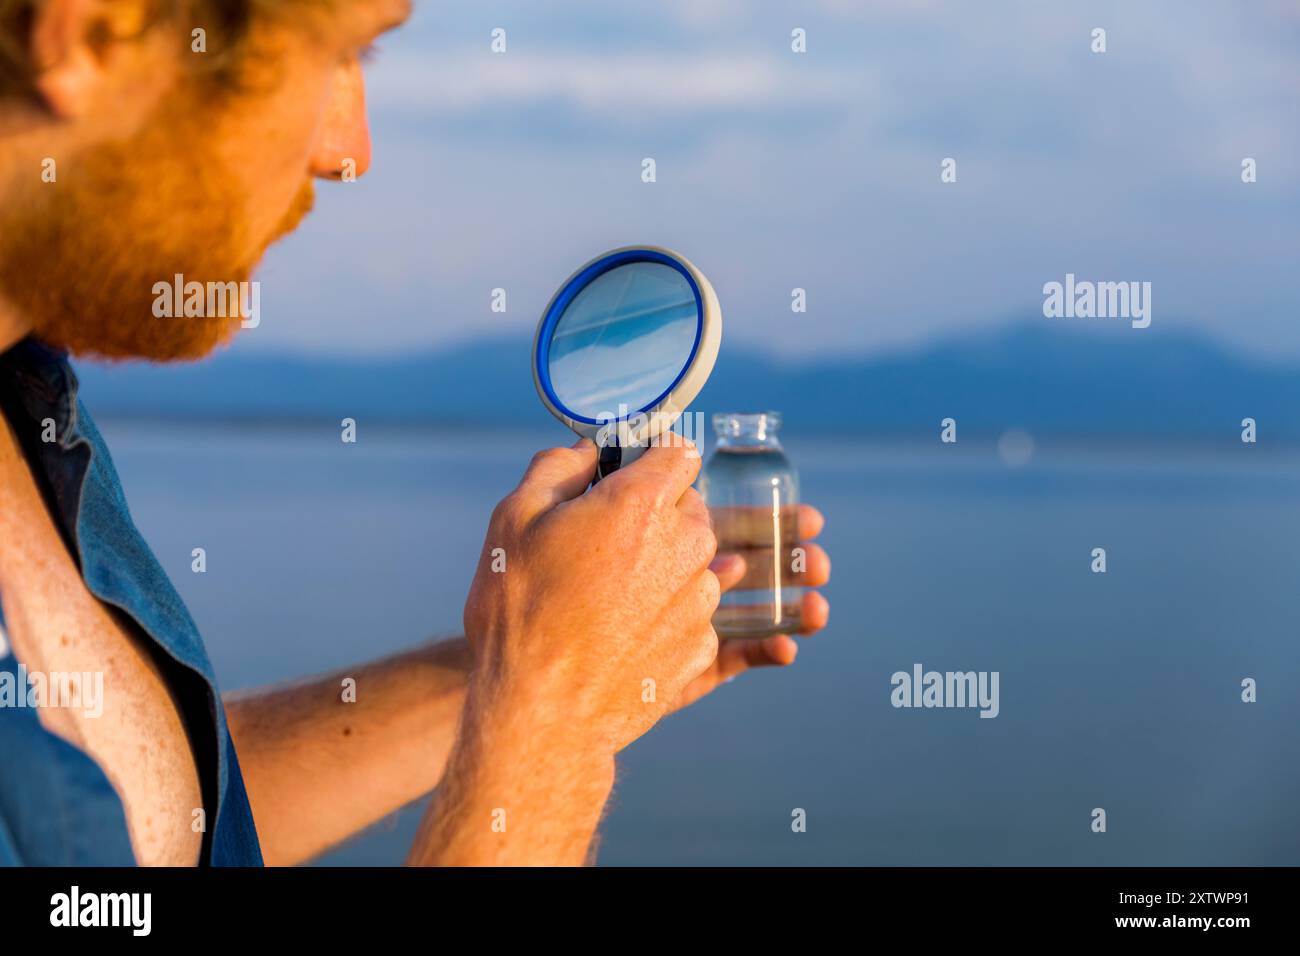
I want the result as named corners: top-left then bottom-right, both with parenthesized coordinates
top-left (548, 261), bottom-right (698, 420)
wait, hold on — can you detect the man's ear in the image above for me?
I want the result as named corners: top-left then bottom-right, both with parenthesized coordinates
top-left (29, 0), bottom-right (151, 119)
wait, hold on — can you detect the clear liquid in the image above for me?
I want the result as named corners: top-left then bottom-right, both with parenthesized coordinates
top-left (699, 446), bottom-right (802, 639)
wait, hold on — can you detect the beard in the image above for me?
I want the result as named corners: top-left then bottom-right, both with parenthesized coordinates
top-left (0, 89), bottom-right (315, 362)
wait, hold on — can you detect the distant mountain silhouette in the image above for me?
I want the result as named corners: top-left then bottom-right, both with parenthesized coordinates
top-left (70, 321), bottom-right (1300, 439)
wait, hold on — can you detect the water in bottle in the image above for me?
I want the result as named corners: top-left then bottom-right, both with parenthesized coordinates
top-left (698, 411), bottom-right (802, 638)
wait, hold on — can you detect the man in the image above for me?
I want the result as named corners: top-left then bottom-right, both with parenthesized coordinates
top-left (0, 0), bottom-right (831, 866)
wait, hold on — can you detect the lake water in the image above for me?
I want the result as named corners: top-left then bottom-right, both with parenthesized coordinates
top-left (94, 419), bottom-right (1300, 866)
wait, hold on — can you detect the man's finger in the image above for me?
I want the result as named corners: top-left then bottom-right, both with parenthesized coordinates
top-left (621, 432), bottom-right (702, 503)
top-left (795, 590), bottom-right (830, 636)
top-left (515, 439), bottom-right (598, 515)
top-left (677, 486), bottom-right (710, 524)
top-left (718, 543), bottom-right (830, 590)
top-left (715, 634), bottom-right (799, 682)
top-left (708, 553), bottom-right (747, 592)
top-left (710, 503), bottom-right (824, 546)
top-left (797, 505), bottom-right (825, 540)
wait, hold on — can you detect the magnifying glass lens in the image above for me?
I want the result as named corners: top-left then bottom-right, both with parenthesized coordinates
top-left (548, 261), bottom-right (697, 421)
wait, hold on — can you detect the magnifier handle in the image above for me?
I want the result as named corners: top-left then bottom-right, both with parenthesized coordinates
top-left (592, 442), bottom-right (649, 483)
top-left (595, 444), bottom-right (622, 483)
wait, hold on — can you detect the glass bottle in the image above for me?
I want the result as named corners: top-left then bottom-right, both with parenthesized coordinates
top-left (698, 411), bottom-right (802, 638)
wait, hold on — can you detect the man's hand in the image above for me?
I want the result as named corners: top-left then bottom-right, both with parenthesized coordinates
top-left (671, 504), bottom-right (831, 712)
top-left (463, 434), bottom-right (721, 751)
top-left (409, 434), bottom-right (720, 865)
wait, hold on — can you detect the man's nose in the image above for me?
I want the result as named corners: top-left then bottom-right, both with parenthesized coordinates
top-left (310, 60), bottom-right (372, 180)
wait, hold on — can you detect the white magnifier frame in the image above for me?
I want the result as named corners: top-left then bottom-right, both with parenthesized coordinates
top-left (532, 245), bottom-right (722, 478)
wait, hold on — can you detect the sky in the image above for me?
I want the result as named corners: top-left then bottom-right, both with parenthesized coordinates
top-left (245, 0), bottom-right (1300, 362)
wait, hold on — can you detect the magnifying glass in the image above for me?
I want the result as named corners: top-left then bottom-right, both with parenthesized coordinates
top-left (533, 246), bottom-right (722, 481)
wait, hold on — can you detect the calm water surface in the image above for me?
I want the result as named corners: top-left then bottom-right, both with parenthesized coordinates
top-left (95, 420), bottom-right (1300, 865)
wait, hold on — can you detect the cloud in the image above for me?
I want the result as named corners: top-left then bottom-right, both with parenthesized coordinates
top-left (369, 52), bottom-right (864, 117)
top-left (248, 0), bottom-right (1300, 362)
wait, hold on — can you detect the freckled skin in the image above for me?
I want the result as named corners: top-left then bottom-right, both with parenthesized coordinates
top-left (0, 415), bottom-right (202, 867)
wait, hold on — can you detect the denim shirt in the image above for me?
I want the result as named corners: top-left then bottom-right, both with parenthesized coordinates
top-left (0, 338), bottom-right (262, 866)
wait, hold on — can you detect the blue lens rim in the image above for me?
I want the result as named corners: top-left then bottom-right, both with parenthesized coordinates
top-left (535, 248), bottom-right (704, 427)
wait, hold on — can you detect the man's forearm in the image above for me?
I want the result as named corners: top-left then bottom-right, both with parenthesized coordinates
top-left (406, 681), bottom-right (615, 867)
top-left (224, 637), bottom-right (472, 867)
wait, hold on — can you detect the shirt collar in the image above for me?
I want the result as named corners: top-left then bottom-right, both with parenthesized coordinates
top-left (0, 337), bottom-right (82, 449)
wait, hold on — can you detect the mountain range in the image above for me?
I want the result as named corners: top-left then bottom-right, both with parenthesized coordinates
top-left (70, 320), bottom-right (1300, 440)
